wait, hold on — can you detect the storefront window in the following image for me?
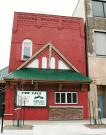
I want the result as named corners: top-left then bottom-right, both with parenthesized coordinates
top-left (56, 93), bottom-right (60, 103)
top-left (61, 93), bottom-right (65, 103)
top-left (55, 92), bottom-right (78, 104)
top-left (67, 93), bottom-right (71, 103)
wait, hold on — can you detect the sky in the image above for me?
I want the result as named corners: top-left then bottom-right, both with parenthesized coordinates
top-left (0, 0), bottom-right (78, 70)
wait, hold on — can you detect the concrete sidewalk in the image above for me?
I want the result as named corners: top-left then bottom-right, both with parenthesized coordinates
top-left (0, 119), bottom-right (106, 135)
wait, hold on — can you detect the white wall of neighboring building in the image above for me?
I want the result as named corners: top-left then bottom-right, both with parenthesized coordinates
top-left (88, 57), bottom-right (106, 85)
top-left (72, 0), bottom-right (85, 20)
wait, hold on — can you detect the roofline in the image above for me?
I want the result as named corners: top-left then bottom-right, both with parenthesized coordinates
top-left (14, 11), bottom-right (83, 21)
top-left (17, 42), bottom-right (79, 72)
top-left (51, 44), bottom-right (79, 72)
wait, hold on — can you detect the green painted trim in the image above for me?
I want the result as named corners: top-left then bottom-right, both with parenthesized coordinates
top-left (5, 68), bottom-right (91, 83)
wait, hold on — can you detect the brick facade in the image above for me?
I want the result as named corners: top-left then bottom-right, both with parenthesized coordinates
top-left (3, 12), bottom-right (90, 120)
top-left (49, 106), bottom-right (83, 120)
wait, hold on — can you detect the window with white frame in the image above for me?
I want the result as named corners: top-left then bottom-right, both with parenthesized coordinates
top-left (55, 92), bottom-right (78, 104)
top-left (92, 0), bottom-right (106, 18)
top-left (22, 39), bottom-right (32, 60)
top-left (42, 57), bottom-right (47, 68)
top-left (50, 57), bottom-right (55, 69)
top-left (94, 31), bottom-right (106, 56)
top-left (58, 60), bottom-right (70, 70)
top-left (26, 59), bottom-right (39, 68)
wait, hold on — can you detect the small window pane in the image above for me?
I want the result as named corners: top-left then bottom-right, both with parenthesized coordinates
top-left (42, 57), bottom-right (47, 68)
top-left (92, 1), bottom-right (104, 17)
top-left (94, 32), bottom-right (106, 55)
top-left (23, 46), bottom-right (30, 59)
top-left (34, 59), bottom-right (39, 68)
top-left (72, 93), bottom-right (77, 103)
top-left (27, 59), bottom-right (39, 68)
top-left (61, 93), bottom-right (65, 103)
top-left (67, 93), bottom-right (71, 103)
top-left (56, 93), bottom-right (60, 103)
top-left (50, 57), bottom-right (55, 69)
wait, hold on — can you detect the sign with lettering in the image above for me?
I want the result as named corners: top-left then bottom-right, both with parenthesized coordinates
top-left (16, 91), bottom-right (47, 107)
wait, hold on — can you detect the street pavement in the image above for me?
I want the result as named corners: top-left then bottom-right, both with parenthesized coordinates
top-left (0, 119), bottom-right (106, 135)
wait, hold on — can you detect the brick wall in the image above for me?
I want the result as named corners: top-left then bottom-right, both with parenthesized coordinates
top-left (49, 106), bottom-right (83, 120)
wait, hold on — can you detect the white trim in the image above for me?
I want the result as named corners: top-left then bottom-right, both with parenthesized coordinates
top-left (55, 92), bottom-right (78, 104)
top-left (14, 108), bottom-right (22, 111)
top-left (51, 44), bottom-right (79, 72)
top-left (48, 45), bottom-right (52, 69)
top-left (26, 59), bottom-right (39, 68)
top-left (18, 42), bottom-right (79, 72)
top-left (58, 60), bottom-right (70, 70)
top-left (4, 114), bottom-right (13, 116)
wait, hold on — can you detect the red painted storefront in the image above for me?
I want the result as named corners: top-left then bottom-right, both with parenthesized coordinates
top-left (4, 12), bottom-right (91, 120)
top-left (5, 85), bottom-right (89, 120)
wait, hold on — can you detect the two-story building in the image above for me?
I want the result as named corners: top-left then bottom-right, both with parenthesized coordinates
top-left (0, 12), bottom-right (91, 120)
top-left (73, 0), bottom-right (106, 121)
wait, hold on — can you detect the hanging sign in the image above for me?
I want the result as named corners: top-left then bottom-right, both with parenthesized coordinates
top-left (16, 91), bottom-right (47, 107)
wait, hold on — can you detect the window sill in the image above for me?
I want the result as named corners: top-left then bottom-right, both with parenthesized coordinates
top-left (55, 103), bottom-right (78, 105)
top-left (49, 106), bottom-right (83, 109)
top-left (92, 16), bottom-right (106, 19)
top-left (21, 59), bottom-right (27, 62)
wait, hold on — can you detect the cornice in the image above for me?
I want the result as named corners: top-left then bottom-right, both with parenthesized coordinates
top-left (14, 12), bottom-right (81, 30)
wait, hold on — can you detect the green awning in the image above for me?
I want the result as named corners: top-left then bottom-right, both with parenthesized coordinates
top-left (5, 68), bottom-right (91, 83)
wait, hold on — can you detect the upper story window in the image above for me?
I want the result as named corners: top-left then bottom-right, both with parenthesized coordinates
top-left (22, 39), bottom-right (32, 60)
top-left (50, 57), bottom-right (55, 69)
top-left (26, 59), bottom-right (39, 68)
top-left (42, 57), bottom-right (47, 68)
top-left (58, 60), bottom-right (70, 70)
top-left (94, 31), bottom-right (106, 56)
top-left (92, 0), bottom-right (106, 18)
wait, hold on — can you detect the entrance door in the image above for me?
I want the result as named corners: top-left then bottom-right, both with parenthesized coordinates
top-left (98, 95), bottom-right (104, 118)
top-left (0, 89), bottom-right (5, 117)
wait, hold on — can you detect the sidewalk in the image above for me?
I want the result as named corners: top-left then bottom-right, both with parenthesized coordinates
top-left (0, 119), bottom-right (106, 135)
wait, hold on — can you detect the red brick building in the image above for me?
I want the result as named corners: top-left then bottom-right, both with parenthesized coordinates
top-left (3, 12), bottom-right (91, 120)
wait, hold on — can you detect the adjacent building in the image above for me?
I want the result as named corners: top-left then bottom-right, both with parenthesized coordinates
top-left (0, 12), bottom-right (91, 120)
top-left (73, 0), bottom-right (106, 121)
top-left (0, 67), bottom-right (8, 116)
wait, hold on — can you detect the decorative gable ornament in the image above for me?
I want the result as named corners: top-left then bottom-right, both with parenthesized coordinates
top-left (17, 43), bottom-right (79, 72)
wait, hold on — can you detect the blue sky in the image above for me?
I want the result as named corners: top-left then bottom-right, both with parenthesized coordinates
top-left (0, 0), bottom-right (78, 70)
